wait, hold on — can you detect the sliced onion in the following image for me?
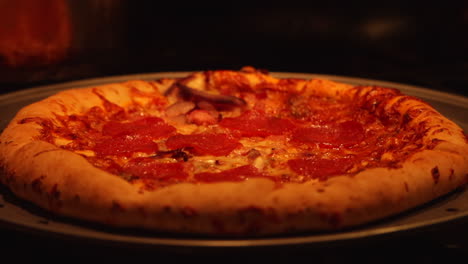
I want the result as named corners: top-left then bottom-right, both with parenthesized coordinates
top-left (177, 83), bottom-right (246, 106)
top-left (165, 101), bottom-right (196, 117)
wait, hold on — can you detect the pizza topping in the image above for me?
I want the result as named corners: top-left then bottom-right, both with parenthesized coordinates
top-left (286, 95), bottom-right (355, 123)
top-left (93, 135), bottom-right (159, 157)
top-left (91, 117), bottom-right (176, 157)
top-left (219, 110), bottom-right (296, 137)
top-left (123, 158), bottom-right (189, 181)
top-left (186, 109), bottom-right (219, 125)
top-left (102, 117), bottom-right (176, 138)
top-left (287, 94), bottom-right (313, 119)
top-left (176, 82), bottom-right (246, 108)
top-left (292, 121), bottom-right (365, 147)
top-left (29, 70), bottom-right (444, 188)
top-left (165, 133), bottom-right (242, 156)
top-left (288, 156), bottom-right (355, 181)
top-left (165, 101), bottom-right (196, 117)
top-left (153, 149), bottom-right (192, 162)
top-left (194, 165), bottom-right (269, 183)
top-left (245, 148), bottom-right (262, 160)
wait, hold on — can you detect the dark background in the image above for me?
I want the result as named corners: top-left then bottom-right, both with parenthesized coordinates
top-left (1, 1), bottom-right (467, 97)
top-left (1, 1), bottom-right (468, 262)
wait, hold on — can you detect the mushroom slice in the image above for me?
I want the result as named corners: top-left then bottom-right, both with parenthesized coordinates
top-left (176, 83), bottom-right (246, 107)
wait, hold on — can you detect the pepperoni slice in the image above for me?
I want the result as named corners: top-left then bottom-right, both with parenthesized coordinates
top-left (93, 117), bottom-right (176, 157)
top-left (102, 117), bottom-right (176, 138)
top-left (292, 121), bottom-right (365, 147)
top-left (93, 135), bottom-right (159, 157)
top-left (219, 110), bottom-right (296, 137)
top-left (123, 158), bottom-right (188, 181)
top-left (165, 133), bottom-right (241, 156)
top-left (194, 165), bottom-right (268, 182)
top-left (288, 156), bottom-right (355, 180)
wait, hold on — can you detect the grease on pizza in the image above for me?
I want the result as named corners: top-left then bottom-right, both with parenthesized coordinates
top-left (1, 67), bottom-right (467, 235)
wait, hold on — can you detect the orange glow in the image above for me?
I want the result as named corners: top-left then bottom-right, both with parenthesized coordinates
top-left (0, 0), bottom-right (71, 67)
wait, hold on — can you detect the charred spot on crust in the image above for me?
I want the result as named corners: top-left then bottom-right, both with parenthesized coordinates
top-left (19, 117), bottom-right (55, 134)
top-left (431, 166), bottom-right (440, 184)
top-left (431, 128), bottom-right (448, 135)
top-left (18, 117), bottom-right (43, 124)
top-left (238, 206), bottom-right (264, 223)
top-left (211, 218), bottom-right (226, 233)
top-left (181, 206), bottom-right (198, 218)
top-left (46, 184), bottom-right (62, 211)
top-left (111, 201), bottom-right (125, 213)
top-left (50, 184), bottom-right (61, 200)
top-left (163, 205), bottom-right (172, 213)
top-left (402, 107), bottom-right (424, 125)
top-left (449, 169), bottom-right (455, 180)
top-left (31, 175), bottom-right (46, 194)
top-left (402, 113), bottom-right (412, 124)
top-left (321, 212), bottom-right (343, 228)
top-left (429, 138), bottom-right (444, 149)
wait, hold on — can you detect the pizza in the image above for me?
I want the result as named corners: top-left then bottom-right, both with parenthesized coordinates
top-left (0, 66), bottom-right (467, 236)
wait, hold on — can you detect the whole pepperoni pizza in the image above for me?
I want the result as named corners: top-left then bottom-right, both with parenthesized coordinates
top-left (0, 67), bottom-right (467, 235)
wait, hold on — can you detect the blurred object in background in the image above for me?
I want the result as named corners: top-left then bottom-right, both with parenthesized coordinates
top-left (0, 0), bottom-right (71, 68)
top-left (0, 0), bottom-right (128, 89)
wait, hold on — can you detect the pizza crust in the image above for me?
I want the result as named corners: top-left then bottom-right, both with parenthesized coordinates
top-left (1, 70), bottom-right (467, 236)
